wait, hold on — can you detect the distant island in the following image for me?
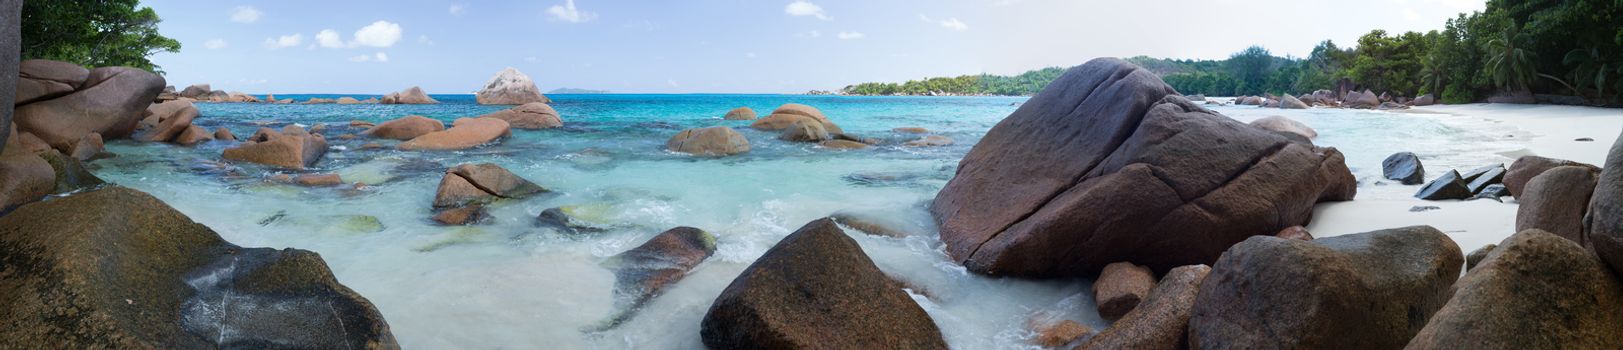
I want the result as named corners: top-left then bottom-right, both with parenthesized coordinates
top-left (547, 88), bottom-right (611, 94)
top-left (840, 68), bottom-right (1065, 96)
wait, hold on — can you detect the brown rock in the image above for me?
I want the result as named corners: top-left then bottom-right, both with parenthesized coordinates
top-left (15, 131), bottom-right (50, 154)
top-left (1031, 319), bottom-right (1091, 348)
top-left (829, 211), bottom-right (916, 238)
top-left (594, 227), bottom-right (718, 330)
top-left (0, 147), bottom-right (54, 211)
top-left (363, 115), bottom-right (445, 140)
top-left (1249, 115), bottom-right (1317, 140)
top-left (431, 205), bottom-right (489, 225)
top-left (1077, 265), bottom-right (1210, 350)
top-left (397, 118), bottom-right (510, 151)
top-left (778, 118), bottom-right (831, 142)
top-left (16, 59), bottom-right (88, 105)
top-left (751, 103), bottom-right (843, 134)
top-left (1094, 262), bottom-right (1154, 322)
top-left (68, 132), bottom-right (103, 161)
top-left (723, 107), bottom-right (757, 120)
top-left (1504, 156), bottom-right (1599, 197)
top-left (1586, 130), bottom-right (1623, 275)
top-left (15, 65), bottom-right (165, 149)
top-left (431, 163), bottom-right (546, 208)
top-left (893, 127), bottom-right (929, 134)
top-left (173, 125), bottom-right (213, 146)
top-left (667, 126), bottom-right (750, 156)
top-left (335, 97), bottom-right (361, 104)
top-left (221, 128), bottom-right (328, 169)
top-left (140, 100), bottom-right (198, 142)
top-left (477, 102), bottom-right (562, 129)
top-left (1516, 166), bottom-right (1598, 244)
top-left (818, 139), bottom-right (868, 150)
top-left (701, 218), bottom-right (946, 349)
top-left (214, 127), bottom-right (236, 141)
top-left (1275, 226), bottom-right (1313, 240)
top-left (380, 86), bottom-right (438, 104)
top-left (903, 135), bottom-right (953, 147)
top-left (1464, 244), bottom-right (1495, 271)
top-left (294, 173), bottom-right (343, 187)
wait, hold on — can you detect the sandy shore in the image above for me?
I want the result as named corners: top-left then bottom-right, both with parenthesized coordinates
top-left (1308, 103), bottom-right (1621, 253)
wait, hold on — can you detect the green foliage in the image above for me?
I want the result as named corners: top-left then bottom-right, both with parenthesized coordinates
top-left (20, 0), bottom-right (181, 73)
top-left (841, 67), bottom-right (1064, 96)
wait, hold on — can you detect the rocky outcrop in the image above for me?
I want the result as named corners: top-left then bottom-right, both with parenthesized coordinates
top-left (1345, 90), bottom-right (1380, 109)
top-left (1382, 152), bottom-right (1426, 185)
top-left (397, 118), bottom-right (510, 151)
top-left (1587, 131), bottom-right (1623, 275)
top-left (139, 100), bottom-right (199, 143)
top-left (380, 86), bottom-right (438, 105)
top-left (1412, 94), bottom-right (1436, 106)
top-left (723, 107), bottom-right (757, 120)
top-left (749, 103), bottom-right (843, 135)
top-left (1077, 265), bottom-right (1209, 350)
top-left (701, 218), bottom-right (945, 349)
top-left (1408, 230), bottom-right (1623, 349)
top-left (221, 126), bottom-right (328, 169)
top-left (477, 102), bottom-right (561, 129)
top-left (178, 83), bottom-right (211, 99)
top-left (475, 67), bottom-right (550, 105)
top-left (1188, 226), bottom-right (1461, 349)
top-left (1516, 166), bottom-right (1597, 244)
top-left (0, 186), bottom-right (396, 349)
top-left (1094, 262), bottom-right (1153, 322)
top-left (14, 61), bottom-right (164, 150)
top-left (778, 118), bottom-right (831, 142)
top-left (930, 58), bottom-right (1357, 277)
top-left (1504, 155), bottom-right (1599, 197)
top-left (592, 227), bottom-right (717, 330)
top-left (1279, 94), bottom-right (1308, 109)
top-left (667, 126), bottom-right (750, 156)
top-left (362, 115), bottom-right (445, 140)
top-left (431, 163), bottom-right (546, 209)
top-left (1248, 115), bottom-right (1316, 140)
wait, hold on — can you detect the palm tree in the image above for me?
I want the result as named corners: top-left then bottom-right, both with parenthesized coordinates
top-left (1484, 26), bottom-right (1536, 92)
top-left (1564, 47), bottom-right (1610, 103)
top-left (1419, 51), bottom-right (1445, 96)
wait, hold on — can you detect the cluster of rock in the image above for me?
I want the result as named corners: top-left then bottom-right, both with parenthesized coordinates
top-left (663, 104), bottom-right (955, 157)
top-left (1233, 88), bottom-right (1435, 110)
top-left (1410, 162), bottom-right (1509, 200)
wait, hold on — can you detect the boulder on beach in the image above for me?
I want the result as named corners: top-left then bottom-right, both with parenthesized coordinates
top-left (1516, 166), bottom-right (1597, 244)
top-left (1188, 226), bottom-right (1462, 349)
top-left (363, 115), bottom-right (446, 140)
top-left (397, 118), bottom-right (511, 151)
top-left (1094, 262), bottom-right (1154, 322)
top-left (667, 126), bottom-right (750, 156)
top-left (431, 163), bottom-right (546, 209)
top-left (220, 126), bottom-right (328, 170)
top-left (1345, 90), bottom-right (1380, 109)
top-left (1077, 265), bottom-right (1210, 350)
top-left (1413, 94), bottom-right (1436, 106)
top-left (380, 86), bottom-right (438, 104)
top-left (0, 186), bottom-right (397, 349)
top-left (1408, 230), bottom-right (1623, 349)
top-left (14, 62), bottom-right (164, 150)
top-left (1415, 170), bottom-right (1472, 200)
top-left (1382, 152), bottom-right (1426, 185)
top-left (701, 218), bottom-right (946, 349)
top-left (930, 58), bottom-right (1357, 277)
top-left (477, 102), bottom-right (562, 129)
top-left (1248, 115), bottom-right (1317, 140)
top-left (1279, 94), bottom-right (1309, 109)
top-left (723, 107), bottom-right (757, 120)
top-left (1504, 155), bottom-right (1599, 197)
top-left (593, 226), bottom-right (717, 330)
top-left (476, 67), bottom-right (551, 105)
top-left (1586, 131), bottom-right (1623, 275)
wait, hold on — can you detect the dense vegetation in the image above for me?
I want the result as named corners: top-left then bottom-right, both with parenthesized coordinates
top-left (848, 0), bottom-right (1623, 105)
top-left (20, 0), bottom-right (180, 73)
top-left (840, 67), bottom-right (1065, 96)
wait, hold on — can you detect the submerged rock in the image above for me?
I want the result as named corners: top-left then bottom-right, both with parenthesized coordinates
top-left (667, 126), bottom-right (750, 156)
top-left (903, 135), bottom-right (954, 147)
top-left (819, 139), bottom-right (868, 150)
top-left (1382, 152), bottom-right (1425, 185)
top-left (1516, 166), bottom-right (1597, 244)
top-left (536, 204), bottom-right (617, 234)
top-left (829, 210), bottom-right (918, 238)
top-left (1504, 155), bottom-right (1598, 198)
top-left (1078, 265), bottom-right (1209, 350)
top-left (1409, 230), bottom-right (1623, 349)
top-left (363, 115), bottom-right (445, 140)
top-left (0, 187), bottom-right (396, 348)
top-left (701, 218), bottom-right (945, 349)
top-left (591, 227), bottom-right (717, 330)
top-left (397, 118), bottom-right (510, 151)
top-left (1188, 226), bottom-right (1461, 349)
top-left (477, 102), bottom-right (562, 129)
top-left (475, 67), bottom-right (550, 105)
top-left (1094, 262), bottom-right (1154, 322)
top-left (1415, 170), bottom-right (1472, 200)
top-left (431, 163), bottom-right (546, 208)
top-left (930, 58), bottom-right (1356, 277)
top-left (432, 204), bottom-right (489, 225)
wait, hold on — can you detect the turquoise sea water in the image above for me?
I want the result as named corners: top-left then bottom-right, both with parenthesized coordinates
top-left (92, 95), bottom-right (1523, 349)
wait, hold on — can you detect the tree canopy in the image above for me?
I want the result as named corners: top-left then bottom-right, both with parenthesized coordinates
top-left (20, 0), bottom-right (180, 73)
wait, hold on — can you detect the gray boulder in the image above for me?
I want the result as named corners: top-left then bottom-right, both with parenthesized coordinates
top-left (1516, 166), bottom-right (1598, 244)
top-left (475, 67), bottom-right (550, 105)
top-left (1382, 152), bottom-right (1426, 185)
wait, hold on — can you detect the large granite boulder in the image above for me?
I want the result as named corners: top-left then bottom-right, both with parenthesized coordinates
top-left (1408, 230), bottom-right (1623, 349)
top-left (667, 126), bottom-right (749, 156)
top-left (1093, 261), bottom-right (1154, 322)
top-left (778, 118), bottom-right (831, 142)
top-left (475, 67), bottom-right (550, 105)
top-left (0, 144), bottom-right (53, 211)
top-left (1248, 115), bottom-right (1316, 140)
top-left (1279, 94), bottom-right (1308, 109)
top-left (1587, 130), bottom-right (1623, 275)
top-left (1516, 166), bottom-right (1598, 244)
top-left (221, 127), bottom-right (328, 169)
top-left (0, 186), bottom-right (397, 348)
top-left (362, 115), bottom-right (445, 140)
top-left (1345, 90), bottom-right (1380, 109)
top-left (477, 102), bottom-right (561, 129)
top-left (14, 63), bottom-right (165, 150)
top-left (1412, 94), bottom-right (1436, 106)
top-left (749, 103), bottom-right (844, 135)
top-left (15, 59), bottom-right (85, 105)
top-left (592, 226), bottom-right (717, 330)
top-left (431, 163), bottom-right (546, 209)
top-left (723, 107), bottom-right (757, 120)
top-left (929, 58), bottom-right (1357, 276)
top-left (1505, 155), bottom-right (1599, 197)
top-left (1077, 265), bottom-right (1210, 350)
top-left (1187, 226), bottom-right (1462, 349)
top-left (701, 218), bottom-right (945, 349)
top-left (397, 118), bottom-right (510, 151)
top-left (1382, 152), bottom-right (1426, 185)
top-left (379, 86), bottom-right (438, 104)
top-left (139, 100), bottom-right (199, 143)
top-left (179, 83), bottom-right (210, 99)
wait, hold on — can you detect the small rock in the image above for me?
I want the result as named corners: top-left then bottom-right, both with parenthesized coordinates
top-left (1577, 137), bottom-right (1595, 142)
top-left (1031, 319), bottom-right (1092, 348)
top-left (213, 127), bottom-right (236, 141)
top-left (1410, 206), bottom-right (1441, 212)
top-left (903, 135), bottom-right (953, 147)
top-left (1464, 244), bottom-right (1495, 271)
top-left (1078, 265), bottom-right (1210, 350)
top-left (1275, 226), bottom-right (1312, 240)
top-left (536, 205), bottom-right (614, 234)
top-left (1459, 164), bottom-right (1506, 194)
top-left (432, 205), bottom-right (489, 225)
top-left (1415, 170), bottom-right (1472, 200)
top-left (892, 127), bottom-right (929, 134)
top-left (1381, 152), bottom-right (1425, 185)
top-left (293, 173), bottom-right (343, 187)
top-left (1094, 262), bottom-right (1154, 322)
top-left (818, 139), bottom-right (868, 150)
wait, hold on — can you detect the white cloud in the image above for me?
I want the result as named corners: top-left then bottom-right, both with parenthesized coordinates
top-left (203, 39), bottom-right (228, 49)
top-left (920, 15), bottom-right (968, 31)
top-left (449, 4), bottom-right (466, 16)
top-left (315, 29), bottom-right (343, 48)
top-left (231, 6), bottom-right (261, 23)
top-left (263, 34), bottom-right (302, 49)
top-left (785, 1), bottom-right (830, 20)
top-left (374, 52), bottom-right (389, 62)
top-left (547, 0), bottom-right (597, 23)
top-left (837, 31), bottom-right (865, 40)
top-left (352, 21), bottom-right (403, 48)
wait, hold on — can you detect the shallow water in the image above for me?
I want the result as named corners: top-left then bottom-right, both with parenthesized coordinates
top-left (92, 95), bottom-right (1521, 349)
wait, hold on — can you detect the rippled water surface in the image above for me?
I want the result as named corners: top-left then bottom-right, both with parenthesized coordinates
top-left (92, 95), bottom-right (1522, 349)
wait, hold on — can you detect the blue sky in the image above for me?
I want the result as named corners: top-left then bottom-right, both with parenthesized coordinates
top-left (142, 0), bottom-right (1485, 94)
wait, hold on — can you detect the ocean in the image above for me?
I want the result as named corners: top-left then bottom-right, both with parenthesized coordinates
top-left (92, 94), bottom-right (1525, 349)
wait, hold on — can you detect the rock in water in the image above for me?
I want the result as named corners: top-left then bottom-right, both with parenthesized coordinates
top-left (1505, 156), bottom-right (1599, 198)
top-left (1587, 130), bottom-right (1623, 275)
top-left (1078, 265), bottom-right (1209, 350)
top-left (590, 227), bottom-right (717, 330)
top-left (667, 126), bottom-right (750, 156)
top-left (431, 163), bottom-right (547, 208)
top-left (221, 127), bottom-right (328, 170)
top-left (1408, 230), bottom-right (1623, 349)
top-left (477, 102), bottom-right (562, 129)
top-left (14, 64), bottom-right (164, 149)
top-left (380, 86), bottom-right (438, 104)
top-left (1094, 262), bottom-right (1154, 322)
top-left (363, 115), bottom-right (445, 140)
top-left (0, 187), bottom-right (396, 348)
top-left (38, 149), bottom-right (104, 193)
top-left (397, 118), bottom-right (511, 151)
top-left (1279, 94), bottom-right (1309, 109)
top-left (1248, 115), bottom-right (1317, 141)
top-left (1382, 152), bottom-right (1425, 185)
top-left (723, 107), bottom-right (757, 120)
top-left (778, 118), bottom-right (831, 142)
top-left (701, 218), bottom-right (946, 349)
top-left (1187, 226), bottom-right (1461, 349)
top-left (476, 67), bottom-right (551, 105)
top-left (1415, 170), bottom-right (1472, 200)
top-left (535, 205), bottom-right (616, 234)
top-left (750, 103), bottom-right (844, 134)
top-left (929, 58), bottom-right (1356, 276)
top-left (1459, 164), bottom-right (1506, 194)
top-left (1516, 166), bottom-right (1598, 244)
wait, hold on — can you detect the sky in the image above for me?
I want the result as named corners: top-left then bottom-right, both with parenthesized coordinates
top-left (141, 0), bottom-right (1487, 94)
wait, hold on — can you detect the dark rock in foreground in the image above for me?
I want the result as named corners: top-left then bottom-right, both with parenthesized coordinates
top-left (1382, 152), bottom-right (1425, 185)
top-left (591, 226), bottom-right (716, 330)
top-left (701, 218), bottom-right (945, 349)
top-left (1408, 230), bottom-right (1623, 349)
top-left (1504, 155), bottom-right (1599, 198)
top-left (1093, 262), bottom-right (1153, 322)
top-left (1078, 265), bottom-right (1210, 350)
top-left (1460, 164), bottom-right (1505, 194)
top-left (1189, 226), bottom-right (1461, 350)
top-left (0, 186), bottom-right (396, 349)
top-left (1516, 166), bottom-right (1597, 244)
top-left (1415, 170), bottom-right (1472, 200)
top-left (930, 58), bottom-right (1356, 276)
top-left (1588, 130), bottom-right (1623, 276)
